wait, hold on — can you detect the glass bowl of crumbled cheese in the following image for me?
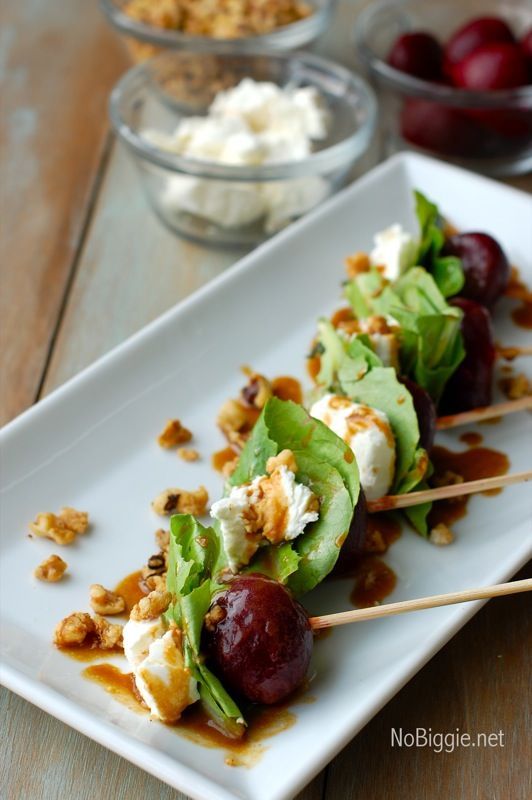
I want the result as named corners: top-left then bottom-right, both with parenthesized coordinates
top-left (109, 49), bottom-right (376, 246)
top-left (100, 0), bottom-right (337, 63)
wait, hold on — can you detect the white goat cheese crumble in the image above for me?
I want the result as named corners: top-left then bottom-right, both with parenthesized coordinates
top-left (369, 224), bottom-right (418, 281)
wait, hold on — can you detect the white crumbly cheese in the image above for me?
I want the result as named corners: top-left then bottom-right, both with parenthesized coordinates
top-left (210, 466), bottom-right (319, 572)
top-left (369, 224), bottom-right (418, 281)
top-left (358, 318), bottom-right (400, 369)
top-left (123, 619), bottom-right (198, 722)
top-left (310, 394), bottom-right (396, 501)
top-left (143, 78), bottom-right (330, 231)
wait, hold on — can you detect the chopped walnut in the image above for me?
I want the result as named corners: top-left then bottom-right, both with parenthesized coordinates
top-left (499, 373), bottom-right (531, 400)
top-left (158, 418), bottom-right (192, 448)
top-left (221, 456), bottom-right (239, 478)
top-left (152, 485), bottom-right (208, 516)
top-left (54, 612), bottom-right (95, 646)
top-left (155, 528), bottom-right (170, 552)
top-left (364, 315), bottom-right (393, 335)
top-left (34, 554), bottom-right (68, 582)
top-left (93, 615), bottom-right (124, 649)
top-left (177, 447), bottom-right (200, 462)
top-left (59, 507), bottom-right (89, 534)
top-left (204, 603), bottom-right (226, 632)
top-left (429, 523), bottom-right (455, 546)
top-left (217, 398), bottom-right (249, 443)
top-left (89, 584), bottom-right (126, 615)
top-left (241, 367), bottom-right (273, 410)
top-left (29, 507), bottom-right (88, 545)
top-left (143, 574), bottom-right (167, 593)
top-left (266, 449), bottom-right (298, 475)
top-left (130, 590), bottom-right (172, 621)
top-left (345, 251), bottom-right (370, 278)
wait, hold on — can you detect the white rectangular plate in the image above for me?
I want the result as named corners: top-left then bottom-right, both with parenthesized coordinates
top-left (1, 153), bottom-right (531, 800)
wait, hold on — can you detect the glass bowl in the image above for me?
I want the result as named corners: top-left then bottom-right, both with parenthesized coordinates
top-left (109, 49), bottom-right (377, 248)
top-left (100, 0), bottom-right (337, 62)
top-left (355, 0), bottom-right (532, 176)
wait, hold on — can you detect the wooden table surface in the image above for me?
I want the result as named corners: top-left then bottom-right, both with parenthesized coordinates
top-left (1, 2), bottom-right (530, 799)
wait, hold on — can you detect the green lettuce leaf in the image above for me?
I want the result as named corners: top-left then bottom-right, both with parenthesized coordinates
top-left (415, 190), bottom-right (464, 298)
top-left (230, 397), bottom-right (360, 595)
top-left (166, 514), bottom-right (245, 736)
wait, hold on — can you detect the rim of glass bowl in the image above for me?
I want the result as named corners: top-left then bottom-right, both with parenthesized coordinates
top-left (109, 49), bottom-right (377, 181)
top-left (100, 0), bottom-right (337, 53)
top-left (355, 0), bottom-right (532, 110)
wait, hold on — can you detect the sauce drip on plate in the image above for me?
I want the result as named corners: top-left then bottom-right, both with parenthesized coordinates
top-left (506, 267), bottom-right (532, 330)
top-left (429, 444), bottom-right (510, 528)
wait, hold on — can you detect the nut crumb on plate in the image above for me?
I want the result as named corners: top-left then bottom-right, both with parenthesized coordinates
top-left (29, 507), bottom-right (89, 545)
top-left (429, 523), bottom-right (454, 546)
top-left (177, 447), bottom-right (200, 462)
top-left (89, 584), bottom-right (126, 615)
top-left (345, 251), bottom-right (370, 278)
top-left (34, 554), bottom-right (68, 582)
top-left (157, 418), bottom-right (192, 448)
top-left (152, 485), bottom-right (208, 516)
top-left (499, 373), bottom-right (531, 400)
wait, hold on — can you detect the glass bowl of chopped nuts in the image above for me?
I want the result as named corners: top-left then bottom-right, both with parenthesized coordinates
top-left (109, 48), bottom-right (377, 247)
top-left (100, 0), bottom-right (337, 62)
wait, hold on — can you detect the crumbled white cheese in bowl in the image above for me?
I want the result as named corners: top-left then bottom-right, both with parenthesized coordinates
top-left (109, 50), bottom-right (377, 246)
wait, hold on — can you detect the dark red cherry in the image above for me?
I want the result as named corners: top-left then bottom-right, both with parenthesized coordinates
top-left (439, 298), bottom-right (495, 414)
top-left (388, 32), bottom-right (443, 80)
top-left (444, 16), bottom-right (515, 76)
top-left (399, 376), bottom-right (437, 453)
top-left (400, 99), bottom-right (489, 157)
top-left (204, 574), bottom-right (312, 705)
top-left (521, 29), bottom-right (532, 64)
top-left (452, 42), bottom-right (529, 90)
top-left (443, 232), bottom-right (510, 308)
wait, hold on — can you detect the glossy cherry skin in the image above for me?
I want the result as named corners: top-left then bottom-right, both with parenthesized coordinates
top-left (451, 42), bottom-right (529, 90)
top-left (400, 99), bottom-right (492, 157)
top-left (204, 574), bottom-right (313, 705)
top-left (388, 32), bottom-right (443, 80)
top-left (444, 16), bottom-right (515, 76)
top-left (331, 489), bottom-right (368, 575)
top-left (399, 376), bottom-right (437, 453)
top-left (439, 298), bottom-right (496, 414)
top-left (521, 29), bottom-right (532, 64)
top-left (443, 232), bottom-right (510, 308)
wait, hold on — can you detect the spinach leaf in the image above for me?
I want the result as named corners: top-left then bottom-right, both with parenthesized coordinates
top-left (166, 514), bottom-right (245, 736)
top-left (230, 397), bottom-right (360, 595)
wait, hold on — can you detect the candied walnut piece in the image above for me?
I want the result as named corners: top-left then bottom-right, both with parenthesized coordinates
top-left (152, 485), bottom-right (208, 516)
top-left (345, 251), bottom-right (370, 279)
top-left (204, 603), bottom-right (226, 632)
top-left (221, 456), bottom-right (239, 478)
top-left (59, 507), bottom-right (89, 534)
top-left (155, 528), bottom-right (170, 552)
top-left (266, 449), bottom-right (298, 475)
top-left (158, 419), bottom-right (192, 448)
top-left (177, 447), bottom-right (200, 462)
top-left (217, 398), bottom-right (249, 440)
top-left (34, 554), bottom-right (67, 582)
top-left (54, 612), bottom-right (95, 647)
top-left (241, 367), bottom-right (273, 410)
top-left (29, 507), bottom-right (89, 545)
top-left (143, 574), bottom-right (167, 593)
top-left (89, 584), bottom-right (126, 616)
top-left (429, 523), bottom-right (454, 546)
top-left (93, 615), bottom-right (124, 649)
top-left (130, 590), bottom-right (172, 622)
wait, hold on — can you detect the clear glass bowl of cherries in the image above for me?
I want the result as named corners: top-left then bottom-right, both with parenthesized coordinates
top-left (355, 0), bottom-right (532, 176)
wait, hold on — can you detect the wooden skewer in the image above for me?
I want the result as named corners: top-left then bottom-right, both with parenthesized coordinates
top-left (367, 470), bottom-right (532, 513)
top-left (496, 345), bottom-right (532, 360)
top-left (436, 395), bottom-right (532, 430)
top-left (309, 578), bottom-right (532, 629)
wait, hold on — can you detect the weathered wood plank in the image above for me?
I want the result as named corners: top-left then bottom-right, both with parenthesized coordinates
top-left (0, 0), bottom-right (127, 424)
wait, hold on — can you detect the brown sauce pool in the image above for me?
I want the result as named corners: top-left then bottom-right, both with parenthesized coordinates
top-left (506, 267), bottom-right (532, 330)
top-left (271, 376), bottom-right (303, 405)
top-left (57, 643), bottom-right (123, 662)
top-left (114, 569), bottom-right (149, 613)
top-left (429, 444), bottom-right (510, 528)
top-left (83, 663), bottom-right (313, 766)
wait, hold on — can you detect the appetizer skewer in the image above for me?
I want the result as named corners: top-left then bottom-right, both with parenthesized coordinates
top-left (309, 578), bottom-right (532, 630)
top-left (436, 395), bottom-right (532, 429)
